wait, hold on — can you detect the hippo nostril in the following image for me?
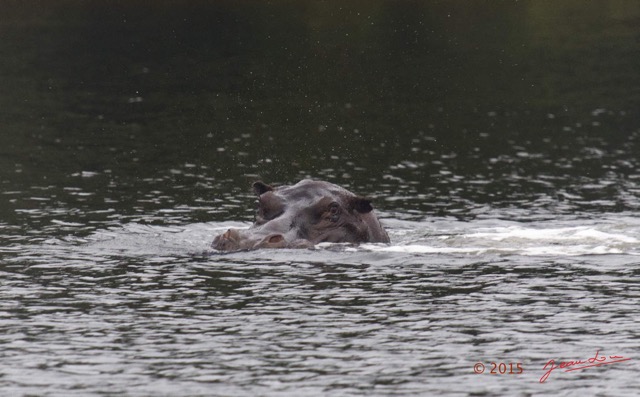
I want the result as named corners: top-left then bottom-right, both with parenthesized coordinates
top-left (212, 228), bottom-right (242, 251)
top-left (268, 234), bottom-right (284, 244)
top-left (253, 233), bottom-right (287, 249)
top-left (222, 228), bottom-right (240, 241)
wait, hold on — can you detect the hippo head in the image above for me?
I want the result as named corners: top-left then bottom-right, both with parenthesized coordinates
top-left (212, 179), bottom-right (389, 251)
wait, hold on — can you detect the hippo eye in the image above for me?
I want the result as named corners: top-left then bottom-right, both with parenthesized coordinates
top-left (257, 205), bottom-right (272, 220)
top-left (256, 197), bottom-right (284, 222)
top-left (255, 202), bottom-right (270, 223)
top-left (328, 202), bottom-right (341, 222)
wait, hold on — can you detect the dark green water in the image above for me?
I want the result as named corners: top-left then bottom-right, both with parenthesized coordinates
top-left (1, 1), bottom-right (640, 396)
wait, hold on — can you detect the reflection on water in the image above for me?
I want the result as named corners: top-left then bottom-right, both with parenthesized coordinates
top-left (2, 1), bottom-right (640, 395)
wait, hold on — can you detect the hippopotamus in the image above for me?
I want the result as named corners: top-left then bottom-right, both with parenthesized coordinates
top-left (212, 179), bottom-right (389, 251)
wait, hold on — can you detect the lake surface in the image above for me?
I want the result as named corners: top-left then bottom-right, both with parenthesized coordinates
top-left (1, 1), bottom-right (639, 396)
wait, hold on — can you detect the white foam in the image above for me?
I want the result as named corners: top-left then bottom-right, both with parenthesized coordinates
top-left (364, 243), bottom-right (635, 257)
top-left (466, 226), bottom-right (639, 243)
top-left (367, 222), bottom-right (640, 257)
top-left (363, 244), bottom-right (500, 255)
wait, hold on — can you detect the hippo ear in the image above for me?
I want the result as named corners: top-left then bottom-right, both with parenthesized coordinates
top-left (252, 181), bottom-right (273, 196)
top-left (350, 197), bottom-right (373, 214)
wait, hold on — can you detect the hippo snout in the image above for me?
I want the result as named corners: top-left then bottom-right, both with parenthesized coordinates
top-left (212, 228), bottom-right (243, 251)
top-left (212, 228), bottom-right (312, 251)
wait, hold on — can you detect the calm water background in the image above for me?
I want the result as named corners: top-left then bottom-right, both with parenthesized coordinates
top-left (1, 1), bottom-right (640, 396)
